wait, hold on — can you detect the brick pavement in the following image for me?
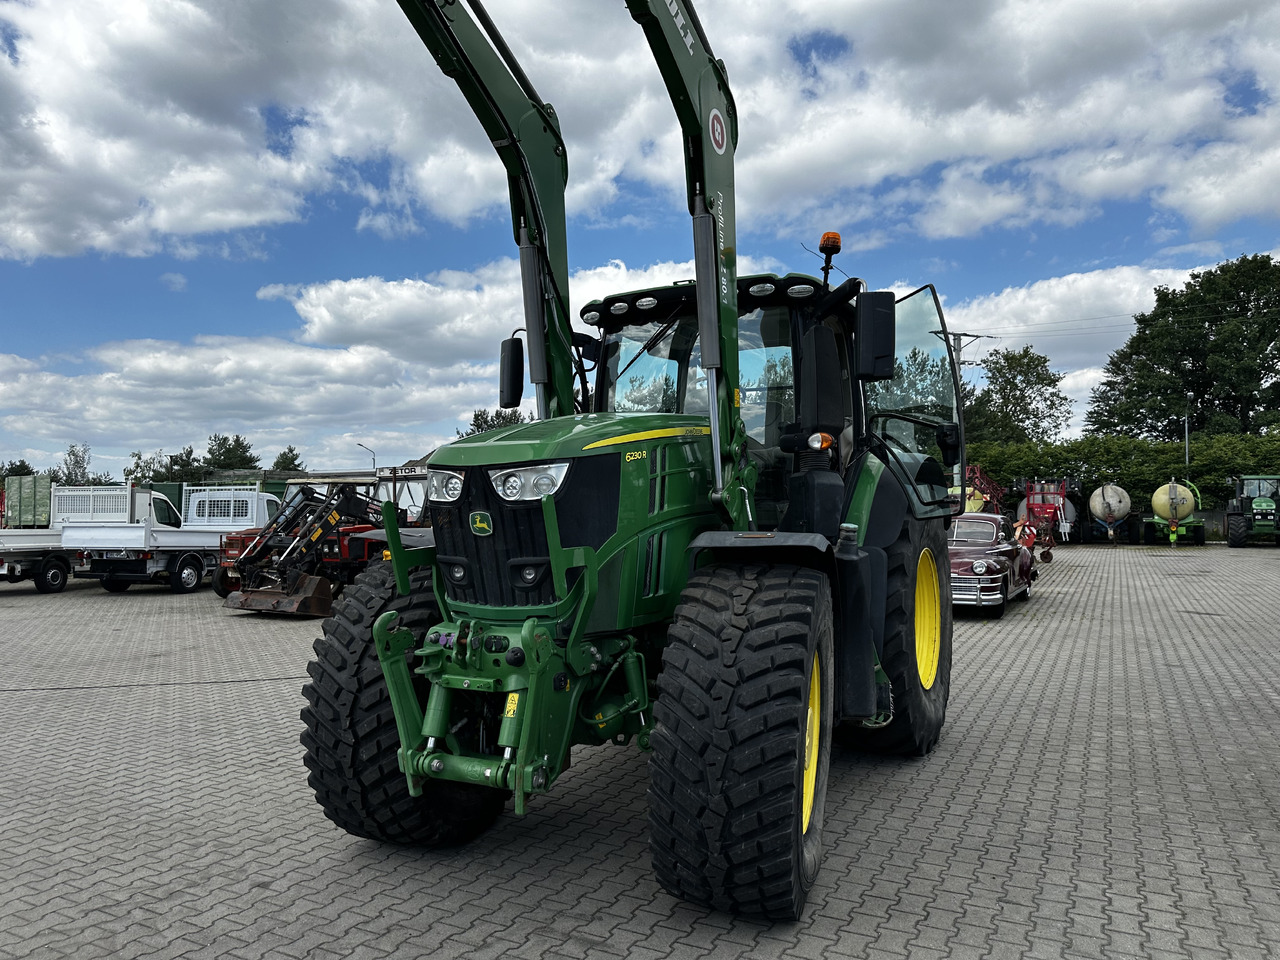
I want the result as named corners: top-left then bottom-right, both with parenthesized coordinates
top-left (1, 545), bottom-right (1279, 959)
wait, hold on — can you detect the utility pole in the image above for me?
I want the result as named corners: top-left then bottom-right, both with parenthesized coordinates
top-left (945, 331), bottom-right (997, 491)
top-left (949, 331), bottom-right (998, 371)
top-left (1184, 392), bottom-right (1194, 467)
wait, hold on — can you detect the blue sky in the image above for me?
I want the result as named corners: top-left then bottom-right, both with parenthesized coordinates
top-left (2, 0), bottom-right (1278, 478)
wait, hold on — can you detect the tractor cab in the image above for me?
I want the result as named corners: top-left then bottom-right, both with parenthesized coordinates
top-left (585, 271), bottom-right (962, 535)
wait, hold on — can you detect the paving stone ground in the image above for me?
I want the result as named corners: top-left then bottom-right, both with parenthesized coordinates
top-left (2, 545), bottom-right (1279, 960)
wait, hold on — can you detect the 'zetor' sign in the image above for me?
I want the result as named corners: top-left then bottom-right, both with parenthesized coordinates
top-left (709, 108), bottom-right (727, 155)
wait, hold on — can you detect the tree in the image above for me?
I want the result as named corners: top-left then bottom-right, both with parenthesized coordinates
top-left (205, 433), bottom-right (260, 470)
top-left (271, 446), bottom-right (307, 471)
top-left (46, 442), bottom-right (113, 485)
top-left (124, 445), bottom-right (203, 483)
top-left (457, 409), bottom-right (531, 437)
top-left (1, 459), bottom-right (35, 481)
top-left (965, 346), bottom-right (1072, 445)
top-left (1086, 253), bottom-right (1280, 439)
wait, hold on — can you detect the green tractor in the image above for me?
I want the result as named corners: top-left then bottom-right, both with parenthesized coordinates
top-left (301, 0), bottom-right (965, 920)
top-left (1226, 475), bottom-right (1280, 547)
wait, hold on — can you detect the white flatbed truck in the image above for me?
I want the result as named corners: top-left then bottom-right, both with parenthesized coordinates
top-left (63, 485), bottom-right (281, 593)
top-left (2, 478), bottom-right (180, 594)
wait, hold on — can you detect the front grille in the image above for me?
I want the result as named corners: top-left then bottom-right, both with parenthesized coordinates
top-left (951, 574), bottom-right (1002, 606)
top-left (431, 469), bottom-right (555, 607)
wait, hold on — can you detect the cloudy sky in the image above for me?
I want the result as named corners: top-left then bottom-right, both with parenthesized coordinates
top-left (2, 0), bottom-right (1278, 476)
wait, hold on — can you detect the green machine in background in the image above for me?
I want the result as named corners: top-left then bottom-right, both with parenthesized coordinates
top-left (1226, 475), bottom-right (1280, 546)
top-left (1143, 478), bottom-right (1206, 546)
top-left (301, 0), bottom-right (965, 919)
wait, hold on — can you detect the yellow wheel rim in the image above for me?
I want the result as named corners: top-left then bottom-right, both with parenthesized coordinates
top-left (801, 661), bottom-right (820, 833)
top-left (915, 548), bottom-right (941, 690)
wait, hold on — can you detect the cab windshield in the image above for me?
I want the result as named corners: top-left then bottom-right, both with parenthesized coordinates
top-left (1243, 478), bottom-right (1280, 499)
top-left (600, 310), bottom-right (706, 414)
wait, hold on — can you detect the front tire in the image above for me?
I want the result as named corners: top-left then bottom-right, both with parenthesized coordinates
top-left (649, 564), bottom-right (833, 920)
top-left (211, 566), bottom-right (236, 599)
top-left (300, 562), bottom-right (507, 846)
top-left (989, 580), bottom-right (1007, 619)
top-left (840, 516), bottom-right (952, 756)
top-left (1227, 516), bottom-right (1247, 548)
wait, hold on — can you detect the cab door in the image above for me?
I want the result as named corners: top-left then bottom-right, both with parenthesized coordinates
top-left (862, 285), bottom-right (965, 517)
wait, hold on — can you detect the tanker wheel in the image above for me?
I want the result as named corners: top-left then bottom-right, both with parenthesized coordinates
top-left (1227, 516), bottom-right (1247, 548)
top-left (649, 563), bottom-right (833, 920)
top-left (837, 515), bottom-right (951, 756)
top-left (101, 579), bottom-right (131, 593)
top-left (211, 567), bottom-right (236, 599)
top-left (34, 558), bottom-right (69, 594)
top-left (301, 562), bottom-right (507, 846)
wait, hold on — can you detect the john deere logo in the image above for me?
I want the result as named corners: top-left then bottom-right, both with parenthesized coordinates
top-left (469, 512), bottom-right (493, 536)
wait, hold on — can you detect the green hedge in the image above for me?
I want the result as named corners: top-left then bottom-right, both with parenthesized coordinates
top-left (967, 434), bottom-right (1280, 510)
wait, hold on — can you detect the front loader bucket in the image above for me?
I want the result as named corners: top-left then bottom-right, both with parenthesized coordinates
top-left (223, 574), bottom-right (334, 617)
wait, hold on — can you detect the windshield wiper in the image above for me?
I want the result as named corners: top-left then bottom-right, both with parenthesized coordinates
top-left (614, 309), bottom-right (684, 383)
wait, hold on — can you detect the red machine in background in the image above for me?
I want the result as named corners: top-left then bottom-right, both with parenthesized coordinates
top-left (1014, 478), bottom-right (1081, 562)
top-left (965, 464), bottom-right (1005, 514)
top-left (217, 469), bottom-right (427, 616)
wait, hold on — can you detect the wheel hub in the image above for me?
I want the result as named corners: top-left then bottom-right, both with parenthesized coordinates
top-left (801, 662), bottom-right (820, 832)
top-left (915, 549), bottom-right (941, 689)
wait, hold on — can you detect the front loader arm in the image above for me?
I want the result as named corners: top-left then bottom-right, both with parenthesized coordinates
top-left (624, 1), bottom-right (749, 527)
top-left (395, 0), bottom-right (579, 418)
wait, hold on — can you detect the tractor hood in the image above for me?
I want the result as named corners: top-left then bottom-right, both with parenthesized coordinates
top-left (1253, 496), bottom-right (1276, 510)
top-left (430, 413), bottom-right (712, 467)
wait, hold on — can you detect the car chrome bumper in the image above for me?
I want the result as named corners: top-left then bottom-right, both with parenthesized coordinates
top-left (951, 574), bottom-right (1005, 606)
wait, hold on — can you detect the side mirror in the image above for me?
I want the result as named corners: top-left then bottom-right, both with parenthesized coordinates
top-left (499, 336), bottom-right (524, 409)
top-left (854, 291), bottom-right (895, 381)
top-left (935, 422), bottom-right (962, 468)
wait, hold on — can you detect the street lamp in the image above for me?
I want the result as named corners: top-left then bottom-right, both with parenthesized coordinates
top-left (356, 442), bottom-right (376, 473)
top-left (1184, 392), bottom-right (1194, 467)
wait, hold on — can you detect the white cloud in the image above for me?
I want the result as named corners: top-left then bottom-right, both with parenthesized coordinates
top-left (947, 263), bottom-right (1197, 369)
top-left (2, 0), bottom-right (1278, 259)
top-left (159, 271), bottom-right (186, 291)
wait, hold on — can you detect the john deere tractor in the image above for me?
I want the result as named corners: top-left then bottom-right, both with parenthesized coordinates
top-left (301, 0), bottom-right (965, 919)
top-left (1226, 475), bottom-right (1280, 547)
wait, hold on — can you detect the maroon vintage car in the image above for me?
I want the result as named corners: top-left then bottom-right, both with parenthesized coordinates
top-left (948, 512), bottom-right (1035, 616)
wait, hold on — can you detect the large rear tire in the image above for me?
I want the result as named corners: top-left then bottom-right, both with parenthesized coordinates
top-left (649, 564), bottom-right (833, 920)
top-left (1227, 515), bottom-right (1247, 548)
top-left (169, 556), bottom-right (202, 594)
top-left (34, 558), bottom-right (69, 594)
top-left (300, 562), bottom-right (507, 846)
top-left (838, 516), bottom-right (952, 756)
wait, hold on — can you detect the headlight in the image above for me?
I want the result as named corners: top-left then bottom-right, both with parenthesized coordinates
top-left (971, 560), bottom-right (989, 575)
top-left (488, 463), bottom-right (570, 502)
top-left (427, 469), bottom-right (465, 503)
